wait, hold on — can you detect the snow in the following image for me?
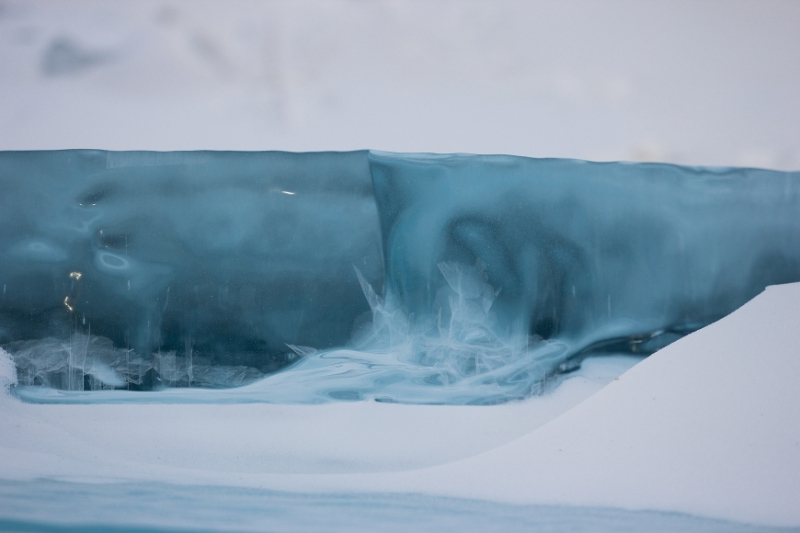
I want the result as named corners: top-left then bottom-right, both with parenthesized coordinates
top-left (1, 1), bottom-right (799, 169)
top-left (0, 352), bottom-right (640, 476)
top-left (1, 285), bottom-right (799, 527)
top-left (375, 283), bottom-right (800, 527)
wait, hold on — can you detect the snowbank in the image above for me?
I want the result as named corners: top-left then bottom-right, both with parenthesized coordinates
top-left (0, 351), bottom-right (637, 475)
top-left (1, 284), bottom-right (798, 527)
top-left (368, 283), bottom-right (800, 526)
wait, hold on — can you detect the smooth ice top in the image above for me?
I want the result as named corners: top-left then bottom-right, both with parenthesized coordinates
top-left (2, 150), bottom-right (799, 404)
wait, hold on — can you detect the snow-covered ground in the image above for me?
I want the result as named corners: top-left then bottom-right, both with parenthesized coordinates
top-left (0, 1), bottom-right (799, 169)
top-left (1, 284), bottom-right (799, 528)
top-left (0, 351), bottom-right (642, 476)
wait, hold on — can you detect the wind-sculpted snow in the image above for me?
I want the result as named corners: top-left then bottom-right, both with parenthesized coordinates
top-left (2, 150), bottom-right (800, 404)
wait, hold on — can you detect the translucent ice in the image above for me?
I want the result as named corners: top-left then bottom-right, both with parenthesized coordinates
top-left (2, 150), bottom-right (799, 404)
top-left (370, 152), bottom-right (800, 352)
top-left (1, 150), bottom-right (383, 392)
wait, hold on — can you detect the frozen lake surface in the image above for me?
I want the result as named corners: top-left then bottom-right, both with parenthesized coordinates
top-left (0, 480), bottom-right (795, 533)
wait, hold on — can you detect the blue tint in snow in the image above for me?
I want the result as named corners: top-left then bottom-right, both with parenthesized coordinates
top-left (0, 480), bottom-right (795, 533)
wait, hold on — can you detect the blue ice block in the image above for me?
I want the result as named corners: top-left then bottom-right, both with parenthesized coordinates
top-left (2, 150), bottom-right (799, 403)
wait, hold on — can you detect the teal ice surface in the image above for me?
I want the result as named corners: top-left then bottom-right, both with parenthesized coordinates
top-left (3, 151), bottom-right (800, 404)
top-left (0, 480), bottom-right (795, 533)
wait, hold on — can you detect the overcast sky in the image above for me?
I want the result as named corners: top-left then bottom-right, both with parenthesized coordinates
top-left (1, 0), bottom-right (798, 169)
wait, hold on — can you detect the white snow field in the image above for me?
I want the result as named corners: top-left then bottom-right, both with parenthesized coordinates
top-left (1, 1), bottom-right (799, 169)
top-left (1, 283), bottom-right (799, 529)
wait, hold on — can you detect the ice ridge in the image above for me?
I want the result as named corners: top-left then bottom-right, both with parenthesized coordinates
top-left (1, 150), bottom-right (799, 404)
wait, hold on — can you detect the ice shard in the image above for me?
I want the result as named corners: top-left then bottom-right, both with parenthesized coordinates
top-left (2, 150), bottom-right (799, 403)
